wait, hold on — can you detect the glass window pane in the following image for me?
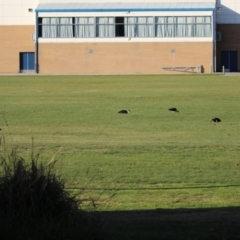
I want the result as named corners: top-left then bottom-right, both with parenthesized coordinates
top-left (58, 18), bottom-right (73, 38)
top-left (96, 17), bottom-right (115, 37)
top-left (75, 17), bottom-right (95, 37)
top-left (42, 18), bottom-right (58, 38)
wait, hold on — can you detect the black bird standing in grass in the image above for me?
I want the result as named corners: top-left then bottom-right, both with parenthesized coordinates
top-left (118, 110), bottom-right (130, 114)
top-left (211, 118), bottom-right (221, 123)
top-left (168, 108), bottom-right (179, 113)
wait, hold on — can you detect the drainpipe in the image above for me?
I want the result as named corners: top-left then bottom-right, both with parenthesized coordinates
top-left (213, 6), bottom-right (217, 72)
top-left (35, 11), bottom-right (39, 73)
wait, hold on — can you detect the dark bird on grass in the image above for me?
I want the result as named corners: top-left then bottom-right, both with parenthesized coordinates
top-left (168, 108), bottom-right (179, 113)
top-left (118, 110), bottom-right (130, 114)
top-left (211, 118), bottom-right (221, 123)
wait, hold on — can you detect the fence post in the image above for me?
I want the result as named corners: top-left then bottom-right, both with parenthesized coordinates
top-left (197, 65), bottom-right (201, 74)
top-left (222, 66), bottom-right (225, 75)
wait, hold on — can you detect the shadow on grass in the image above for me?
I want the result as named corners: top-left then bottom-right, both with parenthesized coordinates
top-left (0, 146), bottom-right (109, 240)
top-left (67, 184), bottom-right (240, 191)
top-left (95, 206), bottom-right (240, 240)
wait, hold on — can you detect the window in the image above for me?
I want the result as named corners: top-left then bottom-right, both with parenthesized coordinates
top-left (75, 17), bottom-right (95, 37)
top-left (115, 17), bottom-right (125, 37)
top-left (137, 17), bottom-right (154, 37)
top-left (155, 17), bottom-right (174, 37)
top-left (193, 17), bottom-right (211, 37)
top-left (155, 16), bottom-right (211, 37)
top-left (96, 17), bottom-right (115, 37)
top-left (38, 17), bottom-right (73, 38)
top-left (58, 18), bottom-right (73, 37)
top-left (175, 17), bottom-right (192, 37)
top-left (38, 16), bottom-right (212, 38)
top-left (124, 17), bottom-right (136, 37)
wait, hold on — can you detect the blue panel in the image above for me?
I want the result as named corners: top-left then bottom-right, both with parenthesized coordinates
top-left (20, 52), bottom-right (35, 71)
top-left (230, 51), bottom-right (237, 72)
top-left (221, 51), bottom-right (238, 72)
top-left (221, 51), bottom-right (229, 70)
top-left (20, 53), bottom-right (29, 70)
top-left (28, 53), bottom-right (35, 70)
top-left (24, 53), bottom-right (28, 70)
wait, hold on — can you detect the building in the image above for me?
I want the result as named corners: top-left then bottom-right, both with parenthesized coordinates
top-left (216, 0), bottom-right (240, 72)
top-left (0, 0), bottom-right (239, 74)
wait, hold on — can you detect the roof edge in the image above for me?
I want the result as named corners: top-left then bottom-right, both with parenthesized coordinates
top-left (36, 8), bottom-right (215, 13)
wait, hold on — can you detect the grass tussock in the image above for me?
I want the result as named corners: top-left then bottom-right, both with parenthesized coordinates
top-left (0, 146), bottom-right (109, 240)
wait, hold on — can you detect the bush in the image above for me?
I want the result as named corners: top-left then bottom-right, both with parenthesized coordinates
top-left (0, 148), bottom-right (109, 240)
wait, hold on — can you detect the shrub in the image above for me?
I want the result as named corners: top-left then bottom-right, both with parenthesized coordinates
top-left (0, 148), bottom-right (109, 240)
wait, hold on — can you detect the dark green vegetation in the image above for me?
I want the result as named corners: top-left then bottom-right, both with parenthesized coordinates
top-left (1, 74), bottom-right (240, 239)
top-left (0, 148), bottom-right (107, 240)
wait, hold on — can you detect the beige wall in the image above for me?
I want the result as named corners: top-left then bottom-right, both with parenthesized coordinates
top-left (216, 24), bottom-right (240, 71)
top-left (38, 42), bottom-right (213, 74)
top-left (0, 0), bottom-right (38, 25)
top-left (0, 26), bottom-right (35, 73)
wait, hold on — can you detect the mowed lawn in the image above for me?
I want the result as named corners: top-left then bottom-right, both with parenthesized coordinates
top-left (1, 74), bottom-right (240, 211)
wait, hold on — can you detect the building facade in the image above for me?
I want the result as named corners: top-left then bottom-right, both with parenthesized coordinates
top-left (216, 0), bottom-right (240, 72)
top-left (0, 0), bottom-right (239, 74)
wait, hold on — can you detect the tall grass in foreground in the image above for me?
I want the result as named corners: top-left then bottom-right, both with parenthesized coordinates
top-left (0, 140), bottom-right (109, 240)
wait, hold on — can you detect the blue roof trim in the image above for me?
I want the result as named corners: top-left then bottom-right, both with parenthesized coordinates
top-left (36, 8), bottom-right (215, 13)
top-left (35, 2), bottom-right (216, 13)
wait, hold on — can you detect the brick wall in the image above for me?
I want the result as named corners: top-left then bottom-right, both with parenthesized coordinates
top-left (38, 42), bottom-right (213, 74)
top-left (0, 27), bottom-right (213, 75)
top-left (0, 26), bottom-right (35, 73)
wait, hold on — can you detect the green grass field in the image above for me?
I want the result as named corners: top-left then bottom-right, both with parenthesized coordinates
top-left (1, 74), bottom-right (240, 239)
top-left (1, 74), bottom-right (240, 211)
